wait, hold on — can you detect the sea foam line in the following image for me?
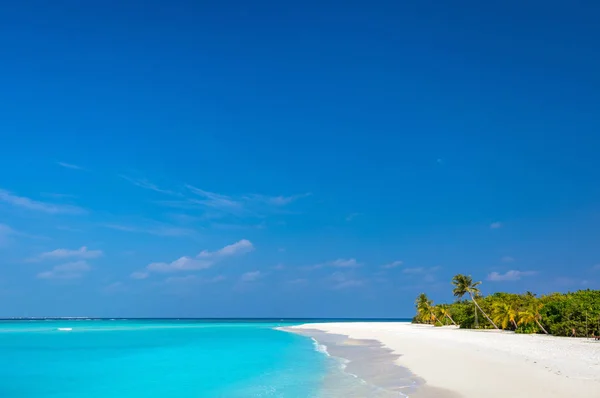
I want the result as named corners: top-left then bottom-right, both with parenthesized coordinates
top-left (311, 337), bottom-right (330, 357)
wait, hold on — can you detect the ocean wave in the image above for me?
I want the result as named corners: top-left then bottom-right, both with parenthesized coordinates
top-left (311, 337), bottom-right (330, 357)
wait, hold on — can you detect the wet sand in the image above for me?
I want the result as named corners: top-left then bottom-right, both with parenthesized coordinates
top-left (280, 327), bottom-right (459, 397)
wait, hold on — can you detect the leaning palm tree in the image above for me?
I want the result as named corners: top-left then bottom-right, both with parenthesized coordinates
top-left (438, 304), bottom-right (457, 326)
top-left (415, 293), bottom-right (443, 325)
top-left (491, 300), bottom-right (518, 330)
top-left (518, 300), bottom-right (549, 334)
top-left (452, 274), bottom-right (499, 329)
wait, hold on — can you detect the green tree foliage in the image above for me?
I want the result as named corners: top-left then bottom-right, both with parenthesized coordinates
top-left (413, 279), bottom-right (600, 337)
top-left (451, 274), bottom-right (500, 329)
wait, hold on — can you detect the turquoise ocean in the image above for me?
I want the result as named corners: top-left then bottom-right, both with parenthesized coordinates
top-left (0, 319), bottom-right (408, 397)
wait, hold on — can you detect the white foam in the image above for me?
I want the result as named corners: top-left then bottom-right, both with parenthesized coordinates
top-left (57, 328), bottom-right (72, 331)
top-left (311, 337), bottom-right (330, 357)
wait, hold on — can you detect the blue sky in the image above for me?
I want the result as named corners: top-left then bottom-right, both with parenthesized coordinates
top-left (0, 1), bottom-right (599, 317)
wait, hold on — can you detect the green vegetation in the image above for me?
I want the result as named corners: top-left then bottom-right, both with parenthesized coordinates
top-left (413, 274), bottom-right (600, 337)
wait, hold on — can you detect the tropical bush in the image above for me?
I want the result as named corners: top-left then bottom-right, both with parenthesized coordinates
top-left (413, 274), bottom-right (600, 337)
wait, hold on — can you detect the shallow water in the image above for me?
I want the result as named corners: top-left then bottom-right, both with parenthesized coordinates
top-left (0, 319), bottom-right (406, 397)
top-left (287, 329), bottom-right (421, 397)
top-left (0, 320), bottom-right (328, 397)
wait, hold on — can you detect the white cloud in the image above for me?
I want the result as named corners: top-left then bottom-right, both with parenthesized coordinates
top-left (130, 271), bottom-right (149, 280)
top-left (148, 256), bottom-right (211, 272)
top-left (272, 263), bottom-right (285, 270)
top-left (240, 271), bottom-right (261, 282)
top-left (57, 162), bottom-right (84, 170)
top-left (198, 239), bottom-right (254, 259)
top-left (592, 264), bottom-right (600, 271)
top-left (37, 260), bottom-right (91, 279)
top-left (0, 189), bottom-right (86, 214)
top-left (382, 260), bottom-right (403, 269)
top-left (487, 270), bottom-right (537, 282)
top-left (490, 221), bottom-right (502, 229)
top-left (34, 246), bottom-right (103, 261)
top-left (120, 176), bottom-right (181, 196)
top-left (142, 239), bottom-right (254, 274)
top-left (501, 256), bottom-right (515, 263)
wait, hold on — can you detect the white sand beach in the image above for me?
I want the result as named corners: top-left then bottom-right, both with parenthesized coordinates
top-left (290, 322), bottom-right (600, 398)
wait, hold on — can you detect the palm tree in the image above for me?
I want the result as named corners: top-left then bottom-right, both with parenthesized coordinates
top-left (438, 304), bottom-right (457, 326)
top-left (415, 293), bottom-right (431, 323)
top-left (518, 300), bottom-right (549, 334)
top-left (415, 293), bottom-right (443, 325)
top-left (452, 274), bottom-right (499, 329)
top-left (492, 300), bottom-right (518, 330)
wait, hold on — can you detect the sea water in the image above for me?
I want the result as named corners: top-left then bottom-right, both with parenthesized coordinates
top-left (0, 319), bottom-right (407, 397)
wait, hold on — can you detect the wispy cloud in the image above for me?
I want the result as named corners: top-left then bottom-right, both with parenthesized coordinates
top-left (346, 212), bottom-right (362, 222)
top-left (130, 271), bottom-right (149, 280)
top-left (490, 221), bottom-right (502, 229)
top-left (186, 185), bottom-right (244, 212)
top-left (501, 256), bottom-right (515, 263)
top-left (306, 258), bottom-right (361, 270)
top-left (0, 224), bottom-right (16, 247)
top-left (329, 272), bottom-right (364, 289)
top-left (0, 189), bottom-right (86, 215)
top-left (240, 270), bottom-right (261, 282)
top-left (141, 239), bottom-right (254, 274)
top-left (197, 239), bottom-right (254, 259)
top-left (592, 264), bottom-right (600, 271)
top-left (175, 185), bottom-right (310, 217)
top-left (57, 162), bottom-right (85, 170)
top-left (41, 193), bottom-right (78, 199)
top-left (382, 260), bottom-right (403, 269)
top-left (330, 258), bottom-right (360, 267)
top-left (487, 270), bottom-right (537, 282)
top-left (32, 246), bottom-right (103, 262)
top-left (102, 223), bottom-right (197, 237)
top-left (402, 266), bottom-right (441, 284)
top-left (0, 224), bottom-right (47, 246)
top-left (37, 260), bottom-right (91, 279)
top-left (243, 193), bottom-right (311, 206)
top-left (120, 176), bottom-right (182, 196)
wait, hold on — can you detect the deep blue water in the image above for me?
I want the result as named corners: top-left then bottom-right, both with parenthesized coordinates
top-left (0, 320), bottom-right (331, 397)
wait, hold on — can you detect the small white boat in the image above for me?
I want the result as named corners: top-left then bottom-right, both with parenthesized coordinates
top-left (57, 328), bottom-right (72, 331)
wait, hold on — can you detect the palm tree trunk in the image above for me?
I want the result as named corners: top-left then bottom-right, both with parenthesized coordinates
top-left (470, 294), bottom-right (500, 329)
top-left (511, 319), bottom-right (518, 329)
top-left (432, 314), bottom-right (443, 326)
top-left (535, 319), bottom-right (549, 334)
top-left (445, 314), bottom-right (458, 326)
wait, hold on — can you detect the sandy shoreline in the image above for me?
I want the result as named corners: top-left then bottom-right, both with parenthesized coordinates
top-left (286, 322), bottom-right (600, 398)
